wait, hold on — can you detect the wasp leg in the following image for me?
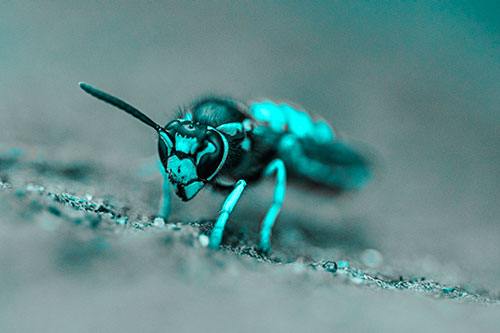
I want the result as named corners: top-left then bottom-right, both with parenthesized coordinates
top-left (258, 159), bottom-right (286, 253)
top-left (158, 161), bottom-right (171, 219)
top-left (209, 179), bottom-right (247, 249)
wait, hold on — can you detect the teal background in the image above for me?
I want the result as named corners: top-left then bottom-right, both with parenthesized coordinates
top-left (1, 1), bottom-right (500, 331)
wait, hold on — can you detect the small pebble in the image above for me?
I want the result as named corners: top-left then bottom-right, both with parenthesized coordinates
top-left (132, 222), bottom-right (144, 230)
top-left (152, 217), bottom-right (165, 227)
top-left (166, 223), bottom-right (177, 230)
top-left (337, 261), bottom-right (349, 268)
top-left (198, 235), bottom-right (209, 247)
top-left (350, 276), bottom-right (363, 284)
top-left (116, 216), bottom-right (128, 225)
top-left (442, 287), bottom-right (455, 294)
top-left (360, 249), bottom-right (383, 268)
top-left (323, 261), bottom-right (338, 273)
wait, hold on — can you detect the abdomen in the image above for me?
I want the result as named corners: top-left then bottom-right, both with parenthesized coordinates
top-left (249, 101), bottom-right (371, 194)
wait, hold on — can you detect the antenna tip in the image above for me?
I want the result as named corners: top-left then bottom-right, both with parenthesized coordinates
top-left (78, 81), bottom-right (88, 89)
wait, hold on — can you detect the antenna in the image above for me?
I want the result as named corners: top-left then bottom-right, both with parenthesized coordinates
top-left (79, 82), bottom-right (164, 133)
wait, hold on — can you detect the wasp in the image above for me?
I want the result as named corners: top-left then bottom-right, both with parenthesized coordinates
top-left (79, 82), bottom-right (370, 252)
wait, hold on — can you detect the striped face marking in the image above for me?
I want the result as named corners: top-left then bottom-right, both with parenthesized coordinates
top-left (167, 155), bottom-right (198, 185)
top-left (174, 133), bottom-right (199, 154)
top-left (160, 120), bottom-right (230, 201)
top-left (166, 155), bottom-right (205, 201)
top-left (180, 181), bottom-right (204, 200)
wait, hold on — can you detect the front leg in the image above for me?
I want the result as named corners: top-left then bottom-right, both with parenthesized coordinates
top-left (134, 156), bottom-right (171, 219)
top-left (158, 162), bottom-right (171, 219)
top-left (209, 179), bottom-right (247, 249)
top-left (259, 159), bottom-right (287, 253)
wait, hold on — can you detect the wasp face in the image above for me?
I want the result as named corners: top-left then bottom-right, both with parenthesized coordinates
top-left (158, 120), bottom-right (228, 201)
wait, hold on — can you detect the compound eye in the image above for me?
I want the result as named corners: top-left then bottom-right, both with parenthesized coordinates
top-left (196, 130), bottom-right (225, 180)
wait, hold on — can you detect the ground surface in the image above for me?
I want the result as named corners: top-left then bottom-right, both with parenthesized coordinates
top-left (1, 2), bottom-right (500, 332)
top-left (0, 146), bottom-right (499, 332)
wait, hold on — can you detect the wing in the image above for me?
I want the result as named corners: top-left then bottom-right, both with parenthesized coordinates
top-left (278, 135), bottom-right (371, 194)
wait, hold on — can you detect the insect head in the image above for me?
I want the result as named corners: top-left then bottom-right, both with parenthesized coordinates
top-left (79, 82), bottom-right (228, 201)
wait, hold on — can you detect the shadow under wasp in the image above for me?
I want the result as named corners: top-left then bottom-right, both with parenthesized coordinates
top-left (79, 82), bottom-right (371, 252)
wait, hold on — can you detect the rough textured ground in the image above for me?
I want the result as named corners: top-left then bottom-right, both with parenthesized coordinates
top-left (2, 1), bottom-right (500, 332)
top-left (1, 147), bottom-right (499, 332)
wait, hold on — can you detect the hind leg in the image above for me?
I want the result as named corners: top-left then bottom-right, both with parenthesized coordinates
top-left (258, 159), bottom-right (287, 253)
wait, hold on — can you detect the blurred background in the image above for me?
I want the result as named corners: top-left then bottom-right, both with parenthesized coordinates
top-left (1, 1), bottom-right (500, 331)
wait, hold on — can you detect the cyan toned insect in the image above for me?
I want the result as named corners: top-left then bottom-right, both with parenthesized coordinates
top-left (79, 82), bottom-right (370, 252)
